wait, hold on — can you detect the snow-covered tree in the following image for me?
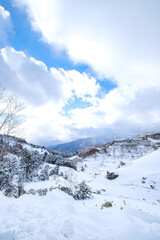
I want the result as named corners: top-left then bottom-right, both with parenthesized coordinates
top-left (74, 181), bottom-right (92, 200)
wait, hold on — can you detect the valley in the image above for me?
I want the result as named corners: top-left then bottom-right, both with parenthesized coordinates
top-left (0, 133), bottom-right (160, 239)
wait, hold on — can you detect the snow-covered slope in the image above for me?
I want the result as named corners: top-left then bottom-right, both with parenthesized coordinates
top-left (77, 132), bottom-right (160, 160)
top-left (0, 135), bottom-right (76, 197)
top-left (0, 147), bottom-right (160, 239)
top-left (117, 149), bottom-right (160, 178)
top-left (0, 133), bottom-right (160, 239)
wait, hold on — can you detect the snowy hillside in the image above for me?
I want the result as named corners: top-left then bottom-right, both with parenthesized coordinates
top-left (0, 133), bottom-right (160, 239)
top-left (76, 132), bottom-right (160, 159)
top-left (0, 135), bottom-right (75, 198)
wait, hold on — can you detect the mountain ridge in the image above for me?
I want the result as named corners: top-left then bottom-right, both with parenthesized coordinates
top-left (48, 135), bottom-right (126, 153)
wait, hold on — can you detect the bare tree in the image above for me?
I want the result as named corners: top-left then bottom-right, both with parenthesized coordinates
top-left (0, 87), bottom-right (25, 157)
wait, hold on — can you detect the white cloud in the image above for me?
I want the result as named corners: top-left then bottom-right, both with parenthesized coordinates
top-left (0, 6), bottom-right (12, 44)
top-left (1, 46), bottom-right (160, 145)
top-left (0, 46), bottom-right (100, 144)
top-left (13, 0), bottom-right (160, 88)
top-left (0, 47), bottom-right (99, 106)
top-left (1, 1), bottom-right (160, 144)
top-left (69, 86), bottom-right (160, 134)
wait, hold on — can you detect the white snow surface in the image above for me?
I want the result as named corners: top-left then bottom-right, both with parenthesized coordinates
top-left (0, 150), bottom-right (160, 239)
top-left (22, 143), bottom-right (47, 154)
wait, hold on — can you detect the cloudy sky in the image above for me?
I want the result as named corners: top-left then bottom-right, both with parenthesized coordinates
top-left (0, 0), bottom-right (160, 145)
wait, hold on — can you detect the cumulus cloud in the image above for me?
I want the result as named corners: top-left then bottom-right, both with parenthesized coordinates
top-left (1, 46), bottom-right (160, 144)
top-left (0, 47), bottom-right (99, 107)
top-left (13, 0), bottom-right (160, 88)
top-left (23, 83), bottom-right (160, 145)
top-left (69, 86), bottom-right (160, 130)
top-left (1, 1), bottom-right (160, 144)
top-left (0, 46), bottom-right (100, 144)
top-left (0, 6), bottom-right (12, 44)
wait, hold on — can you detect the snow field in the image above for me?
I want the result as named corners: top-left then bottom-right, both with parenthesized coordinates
top-left (0, 149), bottom-right (160, 239)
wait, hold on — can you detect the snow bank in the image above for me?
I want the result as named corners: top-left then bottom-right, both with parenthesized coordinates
top-left (117, 149), bottom-right (160, 180)
top-left (0, 189), bottom-right (160, 240)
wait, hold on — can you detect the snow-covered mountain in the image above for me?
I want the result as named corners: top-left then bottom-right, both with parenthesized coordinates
top-left (76, 132), bottom-right (160, 159)
top-left (0, 132), bottom-right (160, 239)
top-left (48, 131), bottom-right (158, 153)
top-left (48, 134), bottom-right (127, 153)
top-left (49, 137), bottom-right (97, 153)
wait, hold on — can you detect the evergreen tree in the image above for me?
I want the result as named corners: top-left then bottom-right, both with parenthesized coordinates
top-left (74, 181), bottom-right (92, 200)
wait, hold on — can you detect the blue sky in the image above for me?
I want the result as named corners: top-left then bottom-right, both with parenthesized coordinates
top-left (0, 0), bottom-right (88, 70)
top-left (0, 0), bottom-right (116, 91)
top-left (0, 0), bottom-right (160, 145)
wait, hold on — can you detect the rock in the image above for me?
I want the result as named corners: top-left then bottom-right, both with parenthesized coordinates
top-left (106, 171), bottom-right (119, 180)
top-left (120, 161), bottom-right (125, 166)
top-left (141, 177), bottom-right (146, 184)
top-left (150, 185), bottom-right (155, 189)
top-left (101, 201), bottom-right (112, 208)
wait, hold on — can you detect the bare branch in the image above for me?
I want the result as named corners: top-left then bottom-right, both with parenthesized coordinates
top-left (0, 87), bottom-right (25, 157)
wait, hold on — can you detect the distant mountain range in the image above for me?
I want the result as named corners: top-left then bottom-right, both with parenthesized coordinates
top-left (48, 129), bottom-right (160, 153)
top-left (48, 135), bottom-right (125, 153)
